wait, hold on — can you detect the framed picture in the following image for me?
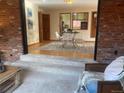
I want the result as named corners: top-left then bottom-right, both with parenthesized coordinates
top-left (27, 8), bottom-right (32, 17)
top-left (27, 8), bottom-right (33, 30)
top-left (27, 19), bottom-right (33, 30)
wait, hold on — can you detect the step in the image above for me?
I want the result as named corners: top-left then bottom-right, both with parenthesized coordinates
top-left (20, 54), bottom-right (94, 67)
top-left (7, 61), bottom-right (84, 76)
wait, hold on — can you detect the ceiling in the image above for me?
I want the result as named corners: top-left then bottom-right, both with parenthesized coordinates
top-left (27, 0), bottom-right (98, 10)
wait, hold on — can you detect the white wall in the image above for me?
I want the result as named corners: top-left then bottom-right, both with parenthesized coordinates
top-left (25, 0), bottom-right (39, 45)
top-left (47, 8), bottom-right (97, 41)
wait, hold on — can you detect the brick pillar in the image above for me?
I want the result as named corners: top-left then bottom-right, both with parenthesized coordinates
top-left (96, 0), bottom-right (124, 63)
top-left (0, 0), bottom-right (23, 62)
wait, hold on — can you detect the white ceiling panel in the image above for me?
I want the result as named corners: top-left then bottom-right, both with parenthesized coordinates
top-left (26, 0), bottom-right (98, 10)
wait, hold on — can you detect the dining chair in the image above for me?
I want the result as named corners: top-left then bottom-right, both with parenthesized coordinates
top-left (55, 32), bottom-right (63, 41)
top-left (55, 32), bottom-right (63, 47)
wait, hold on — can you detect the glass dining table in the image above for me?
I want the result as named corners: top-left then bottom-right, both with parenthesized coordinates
top-left (61, 31), bottom-right (79, 48)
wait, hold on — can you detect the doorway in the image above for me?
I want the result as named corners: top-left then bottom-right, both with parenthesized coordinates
top-left (20, 0), bottom-right (99, 60)
top-left (42, 14), bottom-right (50, 40)
top-left (39, 13), bottom-right (50, 42)
top-left (91, 12), bottom-right (97, 38)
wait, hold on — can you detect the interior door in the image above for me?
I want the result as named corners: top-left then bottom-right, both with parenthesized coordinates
top-left (38, 12), bottom-right (43, 42)
top-left (91, 12), bottom-right (97, 38)
top-left (42, 14), bottom-right (50, 40)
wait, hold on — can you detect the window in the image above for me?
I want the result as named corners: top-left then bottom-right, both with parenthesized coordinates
top-left (72, 12), bottom-right (89, 30)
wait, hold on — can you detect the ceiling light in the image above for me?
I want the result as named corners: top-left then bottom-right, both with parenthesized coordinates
top-left (64, 0), bottom-right (73, 4)
top-left (42, 0), bottom-right (46, 2)
top-left (73, 13), bottom-right (77, 16)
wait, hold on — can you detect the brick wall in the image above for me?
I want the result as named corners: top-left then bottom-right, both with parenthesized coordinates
top-left (0, 0), bottom-right (23, 61)
top-left (96, 0), bottom-right (124, 63)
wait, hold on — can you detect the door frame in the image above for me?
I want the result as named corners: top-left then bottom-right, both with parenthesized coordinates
top-left (94, 0), bottom-right (101, 60)
top-left (20, 0), bottom-right (28, 54)
top-left (38, 11), bottom-right (43, 43)
top-left (20, 0), bottom-right (100, 60)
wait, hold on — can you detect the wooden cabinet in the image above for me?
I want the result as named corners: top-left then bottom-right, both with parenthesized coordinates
top-left (0, 66), bottom-right (21, 93)
top-left (91, 12), bottom-right (97, 38)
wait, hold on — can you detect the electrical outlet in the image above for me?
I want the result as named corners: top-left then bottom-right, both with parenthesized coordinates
top-left (114, 50), bottom-right (118, 55)
top-left (12, 49), bottom-right (18, 52)
top-left (10, 54), bottom-right (13, 56)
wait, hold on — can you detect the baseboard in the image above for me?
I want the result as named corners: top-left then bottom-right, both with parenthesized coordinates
top-left (28, 42), bottom-right (40, 46)
top-left (50, 39), bottom-right (95, 43)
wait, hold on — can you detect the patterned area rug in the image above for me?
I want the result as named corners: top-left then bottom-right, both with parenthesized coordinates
top-left (35, 42), bottom-right (95, 54)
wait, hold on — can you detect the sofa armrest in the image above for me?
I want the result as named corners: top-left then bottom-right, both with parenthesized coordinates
top-left (97, 81), bottom-right (122, 93)
top-left (85, 63), bottom-right (109, 72)
top-left (111, 90), bottom-right (124, 93)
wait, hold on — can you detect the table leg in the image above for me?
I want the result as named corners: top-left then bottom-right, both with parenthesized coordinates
top-left (72, 34), bottom-right (78, 48)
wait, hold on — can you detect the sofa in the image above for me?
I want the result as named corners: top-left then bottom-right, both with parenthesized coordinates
top-left (75, 56), bottom-right (124, 93)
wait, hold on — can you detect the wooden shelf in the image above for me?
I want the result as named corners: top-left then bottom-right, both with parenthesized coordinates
top-left (0, 66), bottom-right (21, 93)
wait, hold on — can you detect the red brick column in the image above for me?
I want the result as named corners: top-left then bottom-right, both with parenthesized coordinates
top-left (0, 0), bottom-right (23, 61)
top-left (96, 0), bottom-right (124, 63)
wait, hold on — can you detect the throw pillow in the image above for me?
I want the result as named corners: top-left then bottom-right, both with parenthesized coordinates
top-left (104, 56), bottom-right (124, 80)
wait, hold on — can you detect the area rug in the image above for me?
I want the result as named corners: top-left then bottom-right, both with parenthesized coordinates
top-left (13, 71), bottom-right (86, 93)
top-left (35, 42), bottom-right (95, 54)
top-left (7, 55), bottom-right (88, 93)
top-left (4, 53), bottom-right (93, 93)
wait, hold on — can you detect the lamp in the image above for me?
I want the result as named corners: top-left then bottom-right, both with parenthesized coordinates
top-left (64, 0), bottom-right (73, 4)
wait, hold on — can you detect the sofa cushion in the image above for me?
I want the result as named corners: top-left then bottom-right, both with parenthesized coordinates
top-left (86, 79), bottom-right (98, 93)
top-left (104, 56), bottom-right (124, 80)
top-left (81, 71), bottom-right (104, 93)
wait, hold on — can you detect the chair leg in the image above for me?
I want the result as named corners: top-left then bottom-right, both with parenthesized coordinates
top-left (72, 39), bottom-right (78, 48)
top-left (62, 40), bottom-right (66, 48)
top-left (55, 40), bottom-right (59, 48)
